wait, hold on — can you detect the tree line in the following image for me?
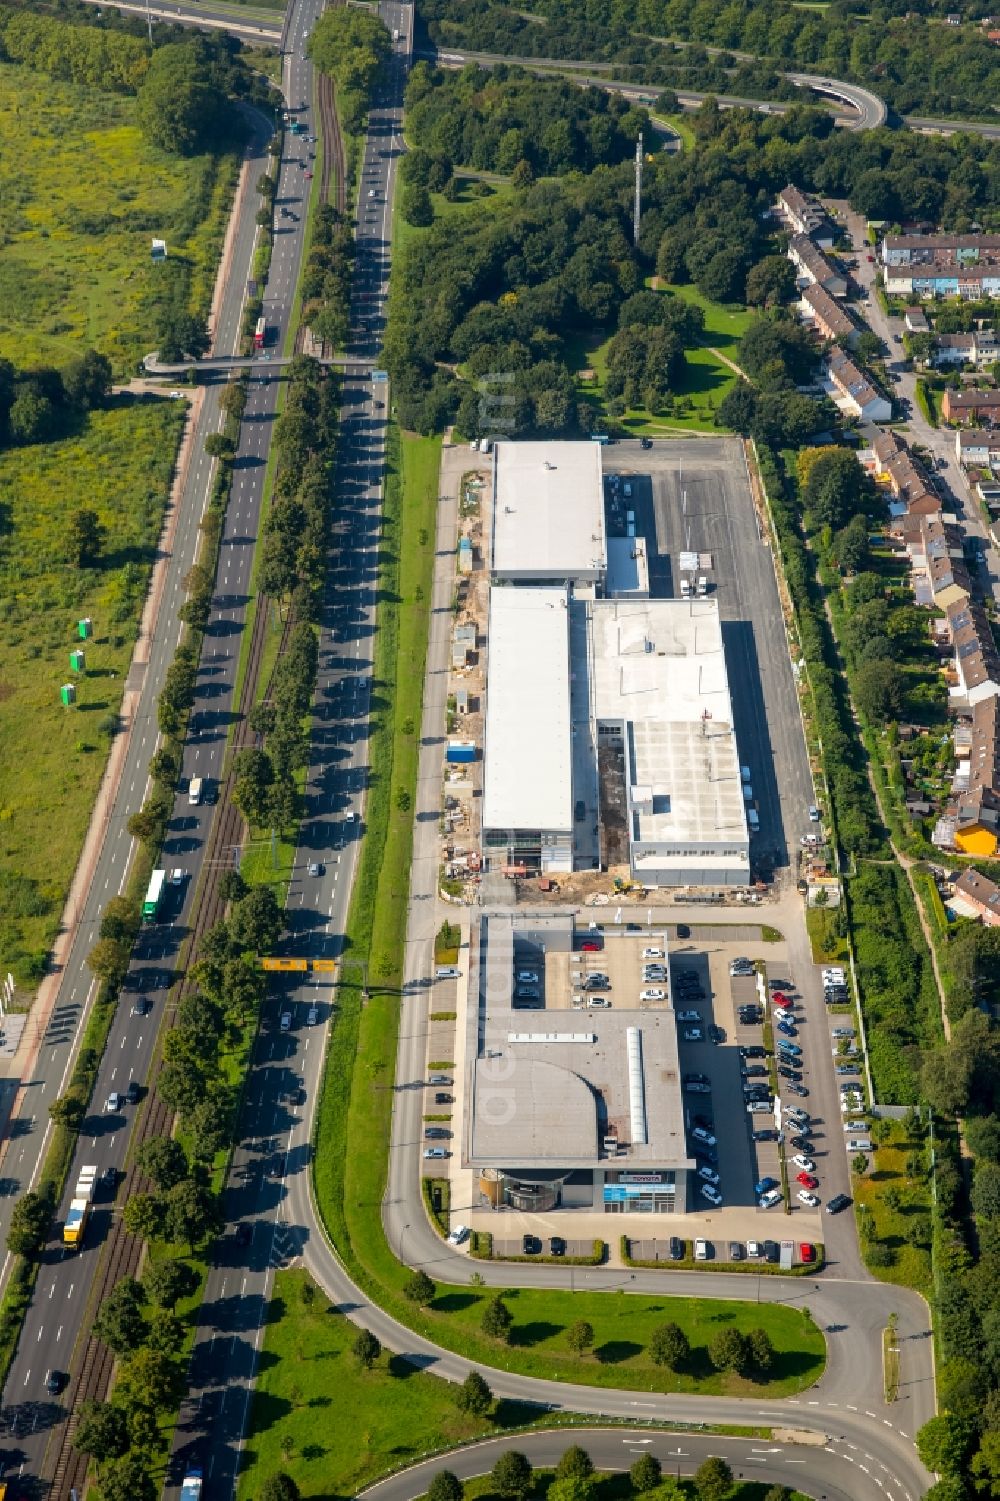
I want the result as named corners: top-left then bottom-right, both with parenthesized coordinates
top-left (307, 6), bottom-right (391, 132)
top-left (423, 1442), bottom-right (765, 1501)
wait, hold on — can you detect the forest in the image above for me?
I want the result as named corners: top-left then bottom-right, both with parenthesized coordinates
top-left (418, 0), bottom-right (1000, 120)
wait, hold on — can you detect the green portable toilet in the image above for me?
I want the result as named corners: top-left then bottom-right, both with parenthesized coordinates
top-left (69, 650), bottom-right (86, 674)
top-left (77, 618), bottom-right (92, 640)
top-left (60, 683), bottom-right (76, 707)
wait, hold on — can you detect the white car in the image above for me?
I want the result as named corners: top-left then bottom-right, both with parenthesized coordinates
top-left (797, 1190), bottom-right (820, 1208)
top-left (587, 996), bottom-right (612, 1009)
top-left (691, 1125), bottom-right (716, 1146)
top-left (700, 1183), bottom-right (723, 1206)
top-left (447, 1224), bottom-right (470, 1246)
top-left (169, 868), bottom-right (184, 885)
top-left (345, 810), bottom-right (357, 823)
top-left (642, 947), bottom-right (663, 959)
top-left (516, 971), bottom-right (539, 984)
top-left (759, 1188), bottom-right (782, 1209)
top-left (280, 1011), bottom-right (292, 1032)
top-left (822, 967), bottom-right (845, 983)
top-left (695, 1238), bottom-right (709, 1260)
top-left (698, 1164), bottom-right (720, 1185)
top-left (640, 988), bottom-right (666, 1001)
top-left (791, 1154), bottom-right (816, 1173)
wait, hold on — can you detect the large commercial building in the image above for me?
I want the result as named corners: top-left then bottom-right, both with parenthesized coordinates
top-left (491, 440), bottom-right (607, 587)
top-left (465, 913), bottom-right (693, 1214)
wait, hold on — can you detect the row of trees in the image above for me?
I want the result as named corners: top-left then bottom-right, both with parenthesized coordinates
top-left (301, 204), bottom-right (354, 352)
top-left (424, 1443), bottom-right (776, 1501)
top-left (306, 6), bottom-right (391, 133)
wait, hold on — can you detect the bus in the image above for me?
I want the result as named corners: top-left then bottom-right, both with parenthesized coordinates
top-left (254, 316), bottom-right (267, 350)
top-left (142, 868), bottom-right (167, 922)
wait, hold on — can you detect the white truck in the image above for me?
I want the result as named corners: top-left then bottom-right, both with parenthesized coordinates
top-left (188, 776), bottom-right (203, 806)
top-left (180, 1470), bottom-right (203, 1501)
top-left (63, 1164), bottom-right (98, 1250)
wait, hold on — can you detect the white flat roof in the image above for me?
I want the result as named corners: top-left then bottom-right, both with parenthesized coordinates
top-left (493, 441), bottom-right (606, 579)
top-left (482, 587), bottom-right (573, 833)
top-left (590, 599), bottom-right (747, 846)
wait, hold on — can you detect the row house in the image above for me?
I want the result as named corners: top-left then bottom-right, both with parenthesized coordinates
top-left (885, 263), bottom-right (1000, 299)
top-left (787, 235), bottom-right (847, 297)
top-left (776, 185), bottom-right (835, 247)
top-left (955, 429), bottom-right (1000, 468)
top-left (933, 331), bottom-right (1000, 368)
top-left (951, 866), bottom-right (1000, 923)
top-left (799, 283), bottom-right (859, 346)
top-left (881, 233), bottom-right (1000, 267)
top-left (946, 596), bottom-right (1000, 709)
top-left (941, 388), bottom-right (1000, 425)
top-left (825, 348), bottom-right (892, 422)
top-left (951, 698), bottom-right (1000, 855)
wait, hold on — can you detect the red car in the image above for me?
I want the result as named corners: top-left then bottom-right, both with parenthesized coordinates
top-left (772, 993), bottom-right (793, 1009)
top-left (580, 940), bottom-right (601, 952)
top-left (796, 1172), bottom-right (819, 1190)
top-left (799, 1242), bottom-right (816, 1264)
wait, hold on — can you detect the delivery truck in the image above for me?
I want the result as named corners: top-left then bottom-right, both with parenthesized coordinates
top-left (63, 1164), bottom-right (98, 1250)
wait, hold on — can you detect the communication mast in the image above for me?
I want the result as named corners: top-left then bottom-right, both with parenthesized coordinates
top-left (633, 133), bottom-right (643, 247)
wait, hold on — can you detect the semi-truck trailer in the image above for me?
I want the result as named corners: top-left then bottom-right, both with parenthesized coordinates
top-left (63, 1164), bottom-right (98, 1249)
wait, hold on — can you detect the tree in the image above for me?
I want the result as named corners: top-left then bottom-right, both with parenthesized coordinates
top-left (923, 1480), bottom-right (971, 1501)
top-left (456, 1370), bottom-right (492, 1415)
top-left (86, 936), bottom-right (130, 986)
top-left (693, 1456), bottom-right (733, 1501)
top-left (115, 1346), bottom-right (186, 1413)
top-left (916, 1414), bottom-right (972, 1476)
top-left (259, 1477), bottom-right (301, 1501)
top-left (854, 659), bottom-right (905, 725)
top-left (835, 514), bottom-right (870, 574)
top-left (353, 1328), bottom-right (381, 1368)
top-left (749, 1327), bottom-right (774, 1374)
top-left (164, 1177), bottom-right (222, 1251)
top-left (7, 1188), bottom-right (53, 1258)
top-left (66, 507), bottom-right (105, 568)
top-left (123, 1192), bottom-right (167, 1241)
top-left (970, 1429), bottom-right (1000, 1495)
top-left (762, 1488), bottom-right (791, 1501)
top-left (100, 895), bottom-right (140, 947)
top-left (426, 1472), bottom-right (463, 1501)
top-left (802, 446), bottom-right (866, 530)
top-left (146, 1309), bottom-right (185, 1355)
top-left (718, 380), bottom-right (759, 435)
top-left (143, 1258), bottom-right (198, 1310)
top-left (709, 1327), bottom-right (751, 1375)
top-left (218, 870), bottom-right (249, 905)
top-left (512, 158), bottom-right (534, 189)
top-left (555, 1446), bottom-right (594, 1481)
top-left (481, 1295), bottom-right (514, 1342)
top-left (138, 1137), bottom-right (188, 1191)
top-left (401, 183), bottom-right (434, 227)
top-left (204, 432), bottom-right (235, 461)
top-left (403, 1269), bottom-right (436, 1305)
top-left (49, 1092), bottom-right (85, 1132)
top-left (745, 255), bottom-right (796, 307)
top-left (491, 1451), bottom-right (533, 1500)
top-left (972, 1162), bottom-right (1000, 1222)
top-left (97, 1452), bottom-right (157, 1501)
top-left (547, 1479), bottom-right (595, 1501)
top-left (630, 1454), bottom-right (662, 1492)
top-left (94, 1278), bottom-right (148, 1356)
top-left (137, 42), bottom-right (230, 156)
top-left (73, 1399), bottom-right (130, 1463)
top-left (566, 1319), bottom-right (595, 1356)
top-left (64, 349), bottom-right (112, 410)
top-left (10, 385), bottom-right (56, 444)
top-left (230, 885), bottom-right (283, 955)
top-left (649, 1321), bottom-right (690, 1369)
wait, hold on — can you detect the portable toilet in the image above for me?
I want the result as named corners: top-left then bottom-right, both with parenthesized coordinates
top-left (77, 618), bottom-right (92, 640)
top-left (69, 650), bottom-right (86, 674)
top-left (60, 683), bottom-right (76, 707)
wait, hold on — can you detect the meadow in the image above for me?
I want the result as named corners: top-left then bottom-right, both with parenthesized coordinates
top-left (0, 398), bottom-right (186, 982)
top-left (0, 63), bottom-right (236, 373)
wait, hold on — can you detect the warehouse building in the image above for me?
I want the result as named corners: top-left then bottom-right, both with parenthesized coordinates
top-left (465, 912), bottom-right (693, 1214)
top-left (491, 440), bottom-right (607, 587)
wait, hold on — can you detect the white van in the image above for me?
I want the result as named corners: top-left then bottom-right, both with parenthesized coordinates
top-left (846, 1137), bottom-right (873, 1153)
top-left (435, 965), bottom-right (461, 980)
top-left (622, 482), bottom-right (632, 499)
top-left (188, 776), bottom-right (203, 806)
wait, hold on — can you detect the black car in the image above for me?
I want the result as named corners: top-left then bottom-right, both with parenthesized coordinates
top-left (739, 1045), bottom-right (767, 1059)
top-left (236, 1221), bottom-right (253, 1246)
top-left (625, 922), bottom-right (642, 932)
top-left (45, 1370), bottom-right (66, 1395)
top-left (707, 1024), bottom-right (725, 1045)
top-left (742, 1065), bottom-right (768, 1078)
top-left (522, 1234), bottom-right (542, 1255)
top-left (694, 1143), bottom-right (719, 1165)
top-left (640, 436), bottom-right (653, 449)
top-left (434, 1092), bottom-right (453, 1105)
top-left (668, 1236), bottom-right (684, 1259)
top-left (763, 1240), bottom-right (780, 1263)
top-left (826, 1193), bottom-right (853, 1214)
top-left (738, 1007), bottom-right (763, 1024)
top-left (131, 996), bottom-right (150, 1017)
top-left (752, 1128), bottom-right (779, 1142)
top-left (790, 1134), bottom-right (813, 1151)
top-left (729, 1241), bottom-right (745, 1261)
top-left (778, 1066), bottom-right (802, 1082)
top-left (126, 1079), bottom-right (142, 1105)
top-left (549, 1236), bottom-right (566, 1256)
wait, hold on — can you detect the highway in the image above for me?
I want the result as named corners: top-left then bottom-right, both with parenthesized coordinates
top-left (165, 2), bottom-right (412, 1494)
top-left (0, 15), bottom-right (319, 1495)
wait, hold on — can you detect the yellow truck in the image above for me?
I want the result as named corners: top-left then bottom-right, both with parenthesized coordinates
top-left (63, 1164), bottom-right (97, 1250)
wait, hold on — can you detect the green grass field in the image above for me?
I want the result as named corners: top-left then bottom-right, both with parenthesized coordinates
top-left (0, 397), bottom-right (186, 981)
top-left (853, 1122), bottom-right (933, 1292)
top-left (0, 62), bottom-right (237, 372)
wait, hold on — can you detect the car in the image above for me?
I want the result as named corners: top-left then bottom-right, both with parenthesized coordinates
top-left (640, 437), bottom-right (653, 450)
top-left (691, 1125), bottom-right (716, 1146)
top-left (306, 1004), bottom-right (319, 1026)
top-left (826, 1193), bottom-right (852, 1214)
top-left (640, 988), bottom-right (666, 1001)
top-left (743, 1065), bottom-right (768, 1078)
top-left (843, 1119), bottom-right (868, 1134)
top-left (797, 1190), bottom-right (821, 1208)
top-left (105, 1092), bottom-right (122, 1113)
top-left (580, 939), bottom-right (601, 952)
top-left (668, 1236), bottom-right (684, 1259)
top-left (126, 1080), bottom-right (141, 1105)
top-left (729, 960), bottom-right (753, 976)
top-left (799, 1242), bottom-right (816, 1264)
top-left (777, 1040), bottom-right (802, 1057)
top-left (625, 922), bottom-right (642, 932)
top-left (423, 1147), bottom-right (450, 1159)
top-left (131, 996), bottom-right (150, 1016)
top-left (746, 1240), bottom-right (765, 1259)
top-left (682, 1027), bottom-right (703, 1042)
top-left (777, 1021), bottom-right (798, 1038)
top-left (754, 1177), bottom-right (778, 1196)
top-left (522, 1234), bottom-right (541, 1255)
top-left (516, 970), bottom-right (539, 984)
top-left (759, 1188), bottom-right (782, 1208)
top-left (786, 1082), bottom-right (809, 1097)
top-left (308, 861), bottom-right (325, 876)
top-left (368, 187), bottom-right (376, 198)
top-left (786, 1105), bottom-right (809, 1122)
top-left (345, 810), bottom-right (356, 823)
top-left (796, 1172), bottom-right (819, 1189)
top-left (643, 968), bottom-right (667, 980)
top-left (698, 1164), bottom-right (720, 1185)
top-left (45, 1369), bottom-right (66, 1395)
top-left (747, 1099), bottom-right (772, 1113)
top-left (425, 1127), bottom-right (451, 1140)
top-left (694, 1238), bottom-right (710, 1260)
top-left (840, 1079), bottom-right (863, 1093)
top-left (434, 1092), bottom-right (453, 1105)
top-left (707, 1024), bottom-right (725, 1044)
top-left (548, 1236), bottom-right (566, 1256)
top-left (516, 987), bottom-right (540, 1001)
top-left (744, 1084), bottom-right (770, 1099)
top-left (836, 1063), bottom-right (860, 1076)
top-left (832, 1027), bottom-right (856, 1039)
top-left (169, 867), bottom-right (185, 886)
top-left (771, 991), bottom-right (793, 1008)
top-left (789, 1134), bottom-right (814, 1152)
top-left (304, 170), bottom-right (313, 179)
top-left (683, 1077), bottom-right (711, 1094)
top-left (729, 1240), bottom-right (745, 1260)
top-left (236, 1221), bottom-right (253, 1247)
top-left (677, 1009), bottom-right (702, 1023)
top-left (447, 1224), bottom-right (470, 1246)
top-left (778, 1066), bottom-right (802, 1083)
top-left (738, 1007), bottom-right (762, 1023)
top-left (429, 1074), bottom-right (452, 1086)
top-left (822, 967), bottom-right (846, 983)
top-left (700, 1183), bottom-right (723, 1206)
top-left (280, 1011), bottom-right (292, 1032)
top-left (583, 974), bottom-right (610, 989)
top-left (791, 1154), bottom-right (815, 1172)
top-left (643, 947), bottom-right (663, 959)
top-left (808, 805), bottom-right (821, 822)
top-left (739, 1045), bottom-right (766, 1059)
top-left (588, 996), bottom-right (612, 1009)
top-left (752, 1128), bottom-right (779, 1142)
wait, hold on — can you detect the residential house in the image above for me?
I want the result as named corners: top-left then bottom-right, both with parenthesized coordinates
top-left (946, 596), bottom-right (1000, 709)
top-left (885, 261), bottom-right (1000, 299)
top-left (902, 513), bottom-right (970, 608)
top-left (881, 233), bottom-right (1000, 267)
top-left (941, 388), bottom-right (1000, 425)
top-left (787, 235), bottom-right (847, 297)
top-left (952, 867), bottom-right (1000, 923)
top-left (776, 185), bottom-right (835, 247)
top-left (825, 348), bottom-right (892, 422)
top-left (933, 331), bottom-right (1000, 368)
top-left (953, 698), bottom-right (1000, 855)
top-left (800, 283), bottom-right (859, 346)
top-left (955, 429), bottom-right (1000, 468)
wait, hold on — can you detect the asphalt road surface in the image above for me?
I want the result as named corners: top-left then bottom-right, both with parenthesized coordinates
top-left (0, 25), bottom-right (319, 1498)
